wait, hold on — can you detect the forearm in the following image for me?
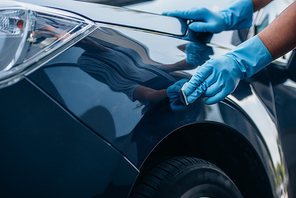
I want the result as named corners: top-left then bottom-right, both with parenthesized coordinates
top-left (252, 0), bottom-right (273, 12)
top-left (133, 86), bottom-right (167, 103)
top-left (162, 60), bottom-right (195, 72)
top-left (258, 1), bottom-right (296, 59)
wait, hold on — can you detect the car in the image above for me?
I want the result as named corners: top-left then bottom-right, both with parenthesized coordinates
top-left (0, 0), bottom-right (295, 197)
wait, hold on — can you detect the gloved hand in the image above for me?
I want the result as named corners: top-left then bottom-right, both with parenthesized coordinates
top-left (163, 0), bottom-right (254, 33)
top-left (184, 35), bottom-right (273, 105)
top-left (185, 41), bottom-right (213, 65)
top-left (167, 78), bottom-right (189, 111)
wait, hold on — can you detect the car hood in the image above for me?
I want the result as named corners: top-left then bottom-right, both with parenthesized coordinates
top-left (8, 0), bottom-right (240, 51)
top-left (10, 0), bottom-right (187, 36)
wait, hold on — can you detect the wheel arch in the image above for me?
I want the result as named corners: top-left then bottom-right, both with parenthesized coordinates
top-left (135, 121), bottom-right (274, 198)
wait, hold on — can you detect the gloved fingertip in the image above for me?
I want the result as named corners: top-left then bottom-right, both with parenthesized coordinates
top-left (162, 10), bottom-right (182, 17)
top-left (189, 23), bottom-right (208, 33)
top-left (188, 23), bottom-right (200, 31)
top-left (187, 95), bottom-right (198, 104)
top-left (171, 104), bottom-right (188, 111)
top-left (180, 78), bottom-right (190, 84)
top-left (184, 87), bottom-right (195, 97)
top-left (204, 98), bottom-right (215, 105)
top-left (204, 95), bottom-right (222, 105)
top-left (183, 80), bottom-right (201, 96)
top-left (167, 87), bottom-right (179, 96)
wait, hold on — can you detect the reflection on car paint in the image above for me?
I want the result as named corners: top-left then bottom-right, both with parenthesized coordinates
top-left (30, 26), bottom-right (213, 163)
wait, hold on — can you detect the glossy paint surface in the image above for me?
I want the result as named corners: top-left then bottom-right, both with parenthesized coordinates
top-left (0, 78), bottom-right (138, 197)
top-left (14, 0), bottom-right (186, 36)
top-left (27, 21), bottom-right (289, 196)
top-left (268, 63), bottom-right (296, 198)
top-left (2, 0), bottom-right (295, 197)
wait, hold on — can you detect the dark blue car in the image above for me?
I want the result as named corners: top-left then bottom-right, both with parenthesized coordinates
top-left (0, 0), bottom-right (295, 197)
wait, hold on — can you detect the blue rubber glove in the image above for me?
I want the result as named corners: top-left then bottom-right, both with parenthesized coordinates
top-left (185, 42), bottom-right (213, 65)
top-left (163, 0), bottom-right (253, 33)
top-left (167, 78), bottom-right (189, 111)
top-left (184, 35), bottom-right (273, 105)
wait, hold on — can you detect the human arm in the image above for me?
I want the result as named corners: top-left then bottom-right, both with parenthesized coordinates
top-left (133, 84), bottom-right (192, 111)
top-left (168, 1), bottom-right (296, 106)
top-left (133, 86), bottom-right (167, 104)
top-left (258, 1), bottom-right (296, 59)
top-left (183, 1), bottom-right (296, 105)
top-left (252, 0), bottom-right (273, 12)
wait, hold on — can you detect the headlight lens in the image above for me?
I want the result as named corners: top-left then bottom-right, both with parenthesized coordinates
top-left (0, 1), bottom-right (97, 88)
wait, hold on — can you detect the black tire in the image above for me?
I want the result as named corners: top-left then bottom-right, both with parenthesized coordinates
top-left (130, 156), bottom-right (243, 198)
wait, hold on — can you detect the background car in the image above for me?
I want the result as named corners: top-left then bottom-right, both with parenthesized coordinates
top-left (0, 0), bottom-right (295, 197)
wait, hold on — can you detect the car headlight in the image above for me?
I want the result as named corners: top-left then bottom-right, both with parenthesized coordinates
top-left (0, 1), bottom-right (97, 88)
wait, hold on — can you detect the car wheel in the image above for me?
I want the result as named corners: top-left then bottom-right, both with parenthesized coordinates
top-left (130, 156), bottom-right (243, 198)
